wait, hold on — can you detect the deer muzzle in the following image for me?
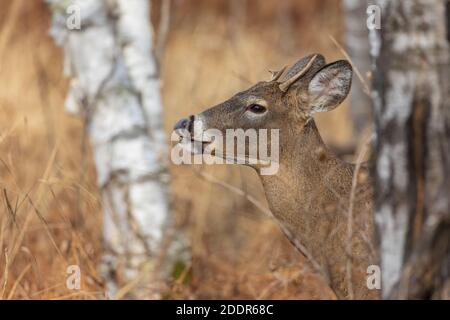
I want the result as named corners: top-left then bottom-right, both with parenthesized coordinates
top-left (173, 115), bottom-right (214, 153)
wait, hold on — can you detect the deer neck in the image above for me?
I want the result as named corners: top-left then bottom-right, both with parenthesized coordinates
top-left (257, 120), bottom-right (377, 299)
top-left (259, 120), bottom-right (353, 220)
top-left (258, 120), bottom-right (354, 270)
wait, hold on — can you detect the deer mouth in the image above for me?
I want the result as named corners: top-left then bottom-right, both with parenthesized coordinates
top-left (174, 130), bottom-right (213, 154)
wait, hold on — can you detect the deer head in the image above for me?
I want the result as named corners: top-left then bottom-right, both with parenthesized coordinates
top-left (173, 53), bottom-right (353, 175)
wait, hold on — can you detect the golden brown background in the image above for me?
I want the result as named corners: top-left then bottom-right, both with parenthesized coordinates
top-left (0, 0), bottom-right (356, 299)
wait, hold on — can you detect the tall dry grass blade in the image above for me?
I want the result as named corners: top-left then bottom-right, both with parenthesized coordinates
top-left (8, 145), bottom-right (59, 267)
top-left (26, 195), bottom-right (66, 263)
top-left (6, 263), bottom-right (31, 300)
top-left (1, 248), bottom-right (9, 299)
top-left (3, 189), bottom-right (18, 229)
top-left (0, 212), bottom-right (6, 263)
top-left (328, 35), bottom-right (371, 96)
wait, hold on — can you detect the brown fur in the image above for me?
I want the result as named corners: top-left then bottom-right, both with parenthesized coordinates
top-left (259, 120), bottom-right (377, 299)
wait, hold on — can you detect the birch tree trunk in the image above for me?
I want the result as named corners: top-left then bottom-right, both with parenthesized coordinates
top-left (47, 0), bottom-right (188, 299)
top-left (343, 0), bottom-right (372, 136)
top-left (370, 0), bottom-right (450, 299)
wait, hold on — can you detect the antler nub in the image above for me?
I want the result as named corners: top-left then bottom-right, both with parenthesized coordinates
top-left (279, 54), bottom-right (318, 92)
top-left (269, 66), bottom-right (287, 82)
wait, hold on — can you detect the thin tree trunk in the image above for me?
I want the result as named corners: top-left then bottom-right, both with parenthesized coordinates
top-left (343, 0), bottom-right (372, 136)
top-left (47, 0), bottom-right (188, 299)
top-left (370, 0), bottom-right (450, 299)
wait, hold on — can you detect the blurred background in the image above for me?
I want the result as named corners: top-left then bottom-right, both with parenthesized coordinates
top-left (0, 0), bottom-right (365, 299)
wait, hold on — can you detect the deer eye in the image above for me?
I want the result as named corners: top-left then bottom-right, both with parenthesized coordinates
top-left (247, 104), bottom-right (267, 114)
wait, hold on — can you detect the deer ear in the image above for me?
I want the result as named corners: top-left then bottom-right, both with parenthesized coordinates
top-left (307, 60), bottom-right (352, 114)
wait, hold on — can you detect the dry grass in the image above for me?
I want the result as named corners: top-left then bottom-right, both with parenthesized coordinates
top-left (0, 0), bottom-right (356, 299)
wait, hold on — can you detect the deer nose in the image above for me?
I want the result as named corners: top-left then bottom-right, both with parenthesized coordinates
top-left (174, 117), bottom-right (194, 135)
top-left (174, 118), bottom-right (189, 131)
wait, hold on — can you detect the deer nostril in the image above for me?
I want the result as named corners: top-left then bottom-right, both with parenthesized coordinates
top-left (174, 118), bottom-right (190, 131)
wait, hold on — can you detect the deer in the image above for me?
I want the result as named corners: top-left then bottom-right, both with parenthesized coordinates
top-left (173, 54), bottom-right (378, 299)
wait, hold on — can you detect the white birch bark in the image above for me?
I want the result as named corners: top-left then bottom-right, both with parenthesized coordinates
top-left (47, 0), bottom-right (188, 298)
top-left (369, 0), bottom-right (450, 299)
